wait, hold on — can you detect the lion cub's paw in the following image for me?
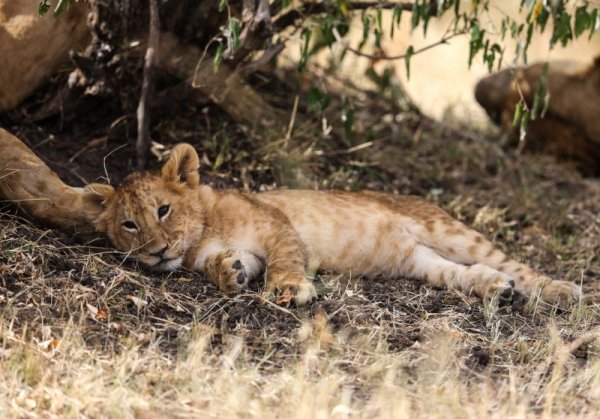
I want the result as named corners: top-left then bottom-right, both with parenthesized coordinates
top-left (482, 275), bottom-right (516, 306)
top-left (217, 250), bottom-right (264, 297)
top-left (218, 256), bottom-right (251, 296)
top-left (293, 280), bottom-right (318, 306)
top-left (271, 277), bottom-right (317, 306)
top-left (540, 280), bottom-right (581, 308)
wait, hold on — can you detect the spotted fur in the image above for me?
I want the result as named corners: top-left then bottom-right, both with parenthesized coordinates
top-left (83, 144), bottom-right (581, 306)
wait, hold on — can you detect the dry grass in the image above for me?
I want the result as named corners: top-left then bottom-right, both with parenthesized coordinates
top-left (2, 74), bottom-right (600, 417)
top-left (1, 172), bottom-right (599, 417)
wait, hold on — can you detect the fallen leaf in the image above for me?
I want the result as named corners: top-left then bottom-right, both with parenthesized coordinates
top-left (86, 303), bottom-right (98, 317)
top-left (96, 308), bottom-right (108, 321)
top-left (127, 295), bottom-right (149, 309)
top-left (48, 338), bottom-right (60, 350)
top-left (38, 338), bottom-right (59, 351)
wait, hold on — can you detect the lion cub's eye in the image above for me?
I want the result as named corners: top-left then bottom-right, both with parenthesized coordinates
top-left (122, 220), bottom-right (138, 232)
top-left (158, 204), bottom-right (170, 220)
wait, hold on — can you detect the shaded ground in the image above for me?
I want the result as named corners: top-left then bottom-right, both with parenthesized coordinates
top-left (1, 69), bottom-right (599, 416)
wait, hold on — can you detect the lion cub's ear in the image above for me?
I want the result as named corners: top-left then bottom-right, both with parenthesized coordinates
top-left (161, 143), bottom-right (200, 187)
top-left (81, 184), bottom-right (115, 227)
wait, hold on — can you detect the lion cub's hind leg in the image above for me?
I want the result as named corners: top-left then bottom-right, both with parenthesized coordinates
top-left (405, 244), bottom-right (516, 303)
top-left (417, 216), bottom-right (581, 306)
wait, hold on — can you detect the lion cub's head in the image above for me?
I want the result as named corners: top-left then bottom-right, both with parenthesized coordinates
top-left (83, 144), bottom-right (205, 270)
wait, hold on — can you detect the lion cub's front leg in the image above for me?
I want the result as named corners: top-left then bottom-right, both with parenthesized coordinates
top-left (186, 220), bottom-right (316, 305)
top-left (261, 230), bottom-right (317, 305)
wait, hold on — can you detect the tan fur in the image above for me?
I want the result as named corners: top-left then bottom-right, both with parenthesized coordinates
top-left (83, 144), bottom-right (581, 307)
top-left (0, 128), bottom-right (96, 235)
top-left (475, 58), bottom-right (600, 175)
top-left (0, 1), bottom-right (89, 112)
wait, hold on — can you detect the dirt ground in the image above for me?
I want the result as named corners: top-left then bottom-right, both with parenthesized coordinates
top-left (1, 69), bottom-right (599, 417)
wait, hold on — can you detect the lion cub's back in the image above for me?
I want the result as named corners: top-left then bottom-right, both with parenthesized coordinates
top-left (255, 190), bottom-right (447, 275)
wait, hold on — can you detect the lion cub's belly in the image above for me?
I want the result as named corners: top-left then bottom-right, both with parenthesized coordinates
top-left (292, 212), bottom-right (415, 277)
top-left (256, 191), bottom-right (416, 277)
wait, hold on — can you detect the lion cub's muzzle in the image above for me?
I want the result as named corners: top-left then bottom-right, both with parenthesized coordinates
top-left (140, 244), bottom-right (184, 271)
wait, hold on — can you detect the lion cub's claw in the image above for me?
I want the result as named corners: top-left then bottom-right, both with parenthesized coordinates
top-left (293, 280), bottom-right (318, 305)
top-left (482, 275), bottom-right (516, 306)
top-left (497, 282), bottom-right (515, 306)
top-left (272, 278), bottom-right (317, 306)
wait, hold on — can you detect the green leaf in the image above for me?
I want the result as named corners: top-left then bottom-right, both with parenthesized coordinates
top-left (391, 6), bottom-right (402, 38)
top-left (510, 21), bottom-right (524, 38)
top-left (374, 9), bottom-right (383, 48)
top-left (513, 102), bottom-right (523, 127)
top-left (541, 92), bottom-right (551, 118)
top-left (342, 97), bottom-right (354, 143)
top-left (531, 62), bottom-right (548, 119)
top-left (337, 0), bottom-right (349, 16)
top-left (218, 0), bottom-right (227, 13)
top-left (575, 5), bottom-right (591, 38)
top-left (411, 0), bottom-right (421, 31)
top-left (483, 43), bottom-right (502, 73)
top-left (213, 44), bottom-right (224, 73)
top-left (523, 24), bottom-right (534, 64)
top-left (421, 2), bottom-right (431, 36)
top-left (537, 6), bottom-right (550, 32)
top-left (53, 0), bottom-right (73, 17)
top-left (405, 45), bottom-right (414, 79)
top-left (482, 39), bottom-right (489, 65)
top-left (589, 9), bottom-right (599, 39)
top-left (519, 0), bottom-right (527, 11)
top-left (468, 22), bottom-right (485, 68)
top-left (496, 46), bottom-right (504, 71)
top-left (39, 0), bottom-right (51, 16)
top-left (551, 9), bottom-right (572, 47)
top-left (314, 16), bottom-right (335, 49)
top-left (230, 18), bottom-right (241, 50)
top-left (306, 87), bottom-right (331, 113)
top-left (359, 14), bottom-right (372, 50)
top-left (519, 110), bottom-right (530, 142)
top-left (336, 20), bottom-right (350, 39)
top-left (500, 17), bottom-right (508, 40)
top-left (299, 28), bottom-right (312, 72)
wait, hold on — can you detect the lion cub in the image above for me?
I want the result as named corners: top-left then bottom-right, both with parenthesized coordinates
top-left (83, 144), bottom-right (581, 306)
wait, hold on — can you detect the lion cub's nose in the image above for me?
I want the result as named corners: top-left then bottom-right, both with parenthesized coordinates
top-left (150, 246), bottom-right (168, 258)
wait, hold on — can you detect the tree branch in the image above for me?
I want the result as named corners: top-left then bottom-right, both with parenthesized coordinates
top-left (136, 0), bottom-right (160, 171)
top-left (332, 27), bottom-right (468, 62)
top-left (231, 0), bottom-right (274, 67)
top-left (157, 32), bottom-right (290, 138)
top-left (273, 1), bottom-right (425, 32)
top-left (239, 41), bottom-right (285, 77)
